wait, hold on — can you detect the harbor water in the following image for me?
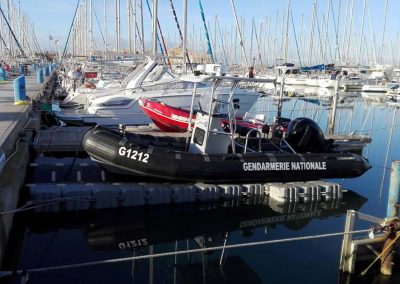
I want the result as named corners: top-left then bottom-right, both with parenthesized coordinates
top-left (2, 91), bottom-right (400, 284)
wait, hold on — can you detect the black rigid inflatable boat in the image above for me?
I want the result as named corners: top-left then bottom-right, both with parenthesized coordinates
top-left (83, 74), bottom-right (371, 183)
top-left (82, 118), bottom-right (371, 183)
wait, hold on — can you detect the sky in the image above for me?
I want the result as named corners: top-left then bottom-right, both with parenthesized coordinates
top-left (2, 0), bottom-right (400, 65)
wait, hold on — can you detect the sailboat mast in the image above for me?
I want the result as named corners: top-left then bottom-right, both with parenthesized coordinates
top-left (253, 18), bottom-right (263, 66)
top-left (323, 0), bottom-right (331, 63)
top-left (284, 0), bottom-right (290, 63)
top-left (139, 0), bottom-right (144, 53)
top-left (230, 0), bottom-right (248, 68)
top-left (7, 0), bottom-right (13, 56)
top-left (299, 13), bottom-right (304, 64)
top-left (85, 0), bottom-right (88, 54)
top-left (115, 0), bottom-right (120, 53)
top-left (380, 0), bottom-right (388, 63)
top-left (0, 1), bottom-right (3, 56)
top-left (216, 15), bottom-right (228, 65)
top-left (249, 17), bottom-right (254, 64)
top-left (0, 2), bottom-right (26, 57)
top-left (89, 0), bottom-right (93, 55)
top-left (151, 0), bottom-right (158, 55)
top-left (104, 0), bottom-right (108, 53)
top-left (357, 0), bottom-right (366, 65)
top-left (345, 0), bottom-right (354, 63)
top-left (367, 2), bottom-right (377, 63)
top-left (341, 0), bottom-right (350, 63)
top-left (308, 1), bottom-right (316, 65)
top-left (133, 0), bottom-right (136, 54)
top-left (128, 0), bottom-right (131, 53)
top-left (199, 0), bottom-right (214, 64)
top-left (213, 14), bottom-right (217, 62)
top-left (334, 0), bottom-right (341, 62)
top-left (182, 0), bottom-right (187, 73)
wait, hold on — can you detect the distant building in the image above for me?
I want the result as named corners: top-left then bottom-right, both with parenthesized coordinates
top-left (168, 47), bottom-right (211, 65)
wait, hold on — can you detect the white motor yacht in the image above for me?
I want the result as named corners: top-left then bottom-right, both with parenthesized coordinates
top-left (53, 80), bottom-right (264, 126)
top-left (59, 58), bottom-right (177, 107)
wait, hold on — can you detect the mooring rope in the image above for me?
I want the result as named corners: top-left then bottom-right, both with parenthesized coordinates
top-left (0, 228), bottom-right (371, 277)
top-left (360, 232), bottom-right (400, 276)
top-left (0, 196), bottom-right (93, 215)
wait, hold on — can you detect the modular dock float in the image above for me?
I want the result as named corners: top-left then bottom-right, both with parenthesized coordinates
top-left (26, 156), bottom-right (344, 212)
top-left (27, 180), bottom-right (344, 212)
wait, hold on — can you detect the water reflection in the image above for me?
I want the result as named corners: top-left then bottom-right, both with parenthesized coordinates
top-left (3, 90), bottom-right (400, 283)
top-left (3, 191), bottom-right (367, 284)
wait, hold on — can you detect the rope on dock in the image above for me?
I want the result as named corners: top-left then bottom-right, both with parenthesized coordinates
top-left (1, 113), bottom-right (34, 171)
top-left (0, 228), bottom-right (371, 277)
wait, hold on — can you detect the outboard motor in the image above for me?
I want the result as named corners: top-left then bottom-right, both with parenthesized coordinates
top-left (285, 117), bottom-right (327, 153)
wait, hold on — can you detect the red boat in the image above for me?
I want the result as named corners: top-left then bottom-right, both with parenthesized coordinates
top-left (138, 97), bottom-right (268, 133)
top-left (139, 97), bottom-right (196, 132)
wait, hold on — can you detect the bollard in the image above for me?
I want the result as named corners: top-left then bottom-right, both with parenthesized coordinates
top-left (0, 67), bottom-right (5, 81)
top-left (37, 68), bottom-right (44, 83)
top-left (14, 76), bottom-right (29, 105)
top-left (386, 160), bottom-right (400, 219)
top-left (45, 65), bottom-right (50, 76)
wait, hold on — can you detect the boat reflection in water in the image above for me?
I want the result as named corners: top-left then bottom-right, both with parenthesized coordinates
top-left (9, 190), bottom-right (367, 284)
top-left (83, 191), bottom-right (366, 249)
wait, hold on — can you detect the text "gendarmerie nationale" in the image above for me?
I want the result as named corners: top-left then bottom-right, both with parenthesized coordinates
top-left (243, 161), bottom-right (327, 171)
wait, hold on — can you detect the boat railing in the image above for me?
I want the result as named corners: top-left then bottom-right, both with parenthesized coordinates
top-left (234, 141), bottom-right (256, 153)
top-left (244, 129), bottom-right (262, 153)
top-left (281, 139), bottom-right (297, 154)
top-left (241, 132), bottom-right (295, 154)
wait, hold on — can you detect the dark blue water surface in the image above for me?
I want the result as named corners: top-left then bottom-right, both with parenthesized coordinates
top-left (2, 93), bottom-right (400, 284)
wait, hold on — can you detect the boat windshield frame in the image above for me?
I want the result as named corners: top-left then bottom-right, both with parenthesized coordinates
top-left (181, 75), bottom-right (276, 153)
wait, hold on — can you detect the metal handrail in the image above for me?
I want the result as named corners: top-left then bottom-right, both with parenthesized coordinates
top-left (244, 129), bottom-right (262, 153)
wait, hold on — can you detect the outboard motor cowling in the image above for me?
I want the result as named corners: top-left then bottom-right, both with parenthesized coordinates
top-left (285, 117), bottom-right (327, 153)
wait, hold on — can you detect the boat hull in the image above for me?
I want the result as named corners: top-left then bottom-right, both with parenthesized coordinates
top-left (139, 98), bottom-right (264, 132)
top-left (139, 98), bottom-right (195, 132)
top-left (83, 127), bottom-right (371, 183)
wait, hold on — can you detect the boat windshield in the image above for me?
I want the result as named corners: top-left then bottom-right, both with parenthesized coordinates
top-left (119, 63), bottom-right (146, 88)
top-left (143, 66), bottom-right (175, 83)
top-left (98, 98), bottom-right (134, 107)
top-left (140, 81), bottom-right (207, 92)
top-left (198, 87), bottom-right (231, 115)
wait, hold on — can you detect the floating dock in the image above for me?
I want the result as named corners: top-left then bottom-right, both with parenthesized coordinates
top-left (27, 180), bottom-right (344, 211)
top-left (26, 156), bottom-right (344, 212)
